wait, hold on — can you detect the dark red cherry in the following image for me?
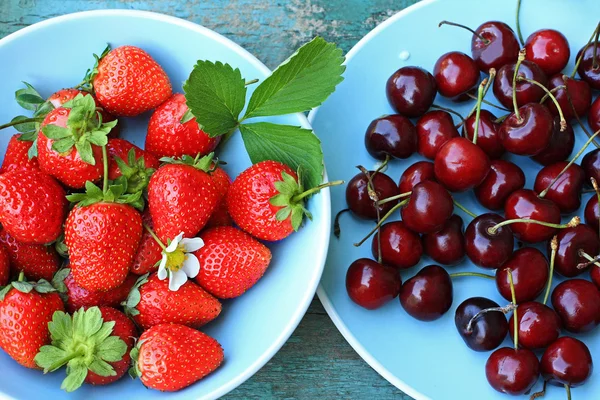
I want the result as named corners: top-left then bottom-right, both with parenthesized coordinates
top-left (455, 297), bottom-right (508, 352)
top-left (576, 42), bottom-right (600, 90)
top-left (346, 171), bottom-right (399, 220)
top-left (434, 137), bottom-right (490, 192)
top-left (474, 159), bottom-right (525, 211)
top-left (493, 60), bottom-right (548, 109)
top-left (386, 66), bottom-right (437, 117)
top-left (534, 162), bottom-right (585, 214)
top-left (509, 302), bottom-right (561, 350)
top-left (582, 148), bottom-right (600, 185)
top-left (589, 96), bottom-right (600, 134)
top-left (346, 258), bottom-right (402, 310)
top-left (372, 221), bottom-right (422, 270)
top-left (485, 347), bottom-right (540, 395)
top-left (541, 337), bottom-right (593, 387)
top-left (591, 265), bottom-right (600, 290)
top-left (399, 265), bottom-right (452, 321)
top-left (584, 195), bottom-right (600, 233)
top-left (471, 21), bottom-right (520, 72)
top-left (463, 109), bottom-right (504, 159)
top-left (464, 213), bottom-right (514, 269)
top-left (433, 51), bottom-right (480, 101)
top-left (423, 214), bottom-right (465, 266)
top-left (504, 189), bottom-right (561, 243)
top-left (551, 279), bottom-right (600, 333)
top-left (552, 225), bottom-right (600, 277)
top-left (364, 115), bottom-right (417, 160)
top-left (531, 117), bottom-right (575, 165)
top-left (398, 161), bottom-right (436, 193)
top-left (546, 75), bottom-right (592, 120)
top-left (496, 248), bottom-right (548, 303)
top-left (416, 110), bottom-right (459, 160)
top-left (499, 103), bottom-right (553, 156)
top-left (524, 29), bottom-right (570, 76)
top-left (400, 181), bottom-right (453, 234)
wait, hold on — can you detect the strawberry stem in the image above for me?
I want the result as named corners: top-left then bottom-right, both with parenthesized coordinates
top-left (543, 236), bottom-right (558, 305)
top-left (292, 180), bottom-right (344, 202)
top-left (17, 271), bottom-right (25, 282)
top-left (102, 145), bottom-right (108, 194)
top-left (143, 223), bottom-right (166, 250)
top-left (0, 117), bottom-right (44, 131)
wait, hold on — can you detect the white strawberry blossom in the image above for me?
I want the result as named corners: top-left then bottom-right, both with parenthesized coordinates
top-left (157, 232), bottom-right (204, 291)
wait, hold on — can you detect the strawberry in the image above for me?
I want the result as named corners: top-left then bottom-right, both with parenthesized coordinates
top-left (131, 211), bottom-right (162, 275)
top-left (0, 278), bottom-right (64, 369)
top-left (63, 270), bottom-right (137, 313)
top-left (148, 155), bottom-right (219, 242)
top-left (0, 134), bottom-right (40, 173)
top-left (107, 138), bottom-right (159, 193)
top-left (34, 306), bottom-right (133, 391)
top-left (130, 323), bottom-right (223, 391)
top-left (0, 168), bottom-right (67, 244)
top-left (194, 227), bottom-right (271, 298)
top-left (0, 229), bottom-right (60, 281)
top-left (90, 45), bottom-right (172, 117)
top-left (0, 244), bottom-right (9, 286)
top-left (125, 273), bottom-right (221, 330)
top-left (145, 93), bottom-right (220, 159)
top-left (206, 166), bottom-right (233, 228)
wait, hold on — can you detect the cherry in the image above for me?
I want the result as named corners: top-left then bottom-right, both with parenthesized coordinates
top-left (400, 181), bottom-right (453, 234)
top-left (496, 248), bottom-right (548, 303)
top-left (493, 60), bottom-right (548, 110)
top-left (582, 148), bottom-right (600, 185)
top-left (499, 103), bottom-right (553, 156)
top-left (470, 21), bottom-right (520, 71)
top-left (546, 75), bottom-right (592, 120)
top-left (399, 265), bottom-right (452, 321)
top-left (591, 264), bottom-right (600, 290)
top-left (415, 110), bottom-right (459, 160)
top-left (463, 109), bottom-right (504, 159)
top-left (551, 279), bottom-right (600, 333)
top-left (504, 189), bottom-right (561, 243)
top-left (464, 213), bottom-right (514, 269)
top-left (589, 96), bottom-right (600, 134)
top-left (524, 29), bottom-right (570, 76)
top-left (433, 51), bottom-right (480, 101)
top-left (485, 347), bottom-right (540, 395)
top-left (364, 115), bottom-right (417, 160)
top-left (346, 170), bottom-right (399, 220)
top-left (345, 258), bottom-right (401, 310)
top-left (372, 221), bottom-right (422, 270)
top-left (508, 302), bottom-right (561, 350)
top-left (541, 337), bottom-right (593, 387)
top-left (584, 195), bottom-right (600, 233)
top-left (386, 66), bottom-right (437, 118)
top-left (534, 162), bottom-right (585, 214)
top-left (474, 159), bottom-right (525, 211)
top-left (433, 137), bottom-right (490, 192)
top-left (576, 41), bottom-right (600, 90)
top-left (398, 161), bottom-right (436, 193)
top-left (455, 297), bottom-right (508, 352)
top-left (531, 117), bottom-right (575, 166)
top-left (422, 214), bottom-right (465, 266)
top-left (552, 224), bottom-right (600, 277)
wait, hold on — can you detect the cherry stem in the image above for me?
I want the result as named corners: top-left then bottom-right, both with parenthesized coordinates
top-left (438, 20), bottom-right (490, 44)
top-left (143, 223), bottom-right (166, 250)
top-left (571, 22), bottom-right (600, 78)
top-left (577, 250), bottom-right (600, 269)
top-left (333, 208), bottom-right (350, 239)
top-left (472, 78), bottom-right (489, 145)
top-left (353, 199), bottom-right (409, 247)
top-left (465, 93), bottom-right (510, 111)
top-left (494, 114), bottom-right (510, 124)
top-left (507, 269), bottom-right (518, 349)
top-left (593, 25), bottom-right (600, 70)
top-left (449, 272), bottom-right (495, 280)
top-left (0, 117), bottom-right (44, 131)
top-left (517, 77), bottom-right (566, 131)
top-left (452, 199), bottom-right (477, 219)
top-left (431, 104), bottom-right (466, 123)
top-left (464, 303), bottom-right (516, 334)
top-left (593, 177), bottom-right (600, 238)
top-left (515, 0), bottom-right (525, 46)
top-left (530, 381), bottom-right (547, 400)
top-left (512, 50), bottom-right (527, 122)
top-left (376, 203), bottom-right (383, 264)
top-left (487, 216), bottom-right (580, 236)
top-left (376, 191), bottom-right (412, 206)
top-left (565, 384), bottom-right (572, 400)
top-left (466, 68), bottom-right (496, 119)
top-left (292, 180), bottom-right (344, 202)
top-left (563, 75), bottom-right (600, 148)
top-left (539, 85), bottom-right (565, 105)
top-left (543, 236), bottom-right (558, 305)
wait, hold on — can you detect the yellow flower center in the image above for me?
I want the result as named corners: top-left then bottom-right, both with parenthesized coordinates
top-left (165, 245), bottom-right (187, 271)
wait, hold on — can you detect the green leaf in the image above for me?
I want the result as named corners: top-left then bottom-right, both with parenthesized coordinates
top-left (87, 131), bottom-right (109, 146)
top-left (275, 206), bottom-right (292, 221)
top-left (11, 115), bottom-right (37, 133)
top-left (33, 279), bottom-right (57, 294)
top-left (244, 37), bottom-right (345, 118)
top-left (49, 310), bottom-right (73, 342)
top-left (52, 137), bottom-right (76, 154)
top-left (88, 357), bottom-right (116, 377)
top-left (28, 139), bottom-right (38, 159)
top-left (11, 281), bottom-right (33, 293)
top-left (183, 60), bottom-right (246, 137)
top-left (239, 122), bottom-right (324, 189)
top-left (15, 82), bottom-right (44, 111)
top-left (96, 336), bottom-right (127, 362)
top-left (34, 345), bottom-right (68, 371)
top-left (126, 288), bottom-right (141, 309)
top-left (42, 125), bottom-right (71, 140)
top-left (0, 285), bottom-right (12, 301)
top-left (180, 108), bottom-right (195, 124)
top-left (34, 101), bottom-right (55, 118)
top-left (18, 130), bottom-right (38, 141)
top-left (80, 306), bottom-right (103, 337)
top-left (51, 268), bottom-right (70, 292)
top-left (75, 141), bottom-right (95, 165)
top-left (91, 321), bottom-right (114, 345)
top-left (16, 93), bottom-right (45, 106)
top-left (61, 363), bottom-right (87, 392)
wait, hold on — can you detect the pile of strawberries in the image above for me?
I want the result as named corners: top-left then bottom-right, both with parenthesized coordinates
top-left (0, 45), bottom-right (312, 392)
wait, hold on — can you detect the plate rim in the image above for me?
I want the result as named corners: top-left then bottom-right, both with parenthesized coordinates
top-left (0, 9), bottom-right (331, 400)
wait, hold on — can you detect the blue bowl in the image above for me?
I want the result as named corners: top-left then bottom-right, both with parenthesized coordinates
top-left (310, 0), bottom-right (600, 399)
top-left (0, 10), bottom-right (330, 400)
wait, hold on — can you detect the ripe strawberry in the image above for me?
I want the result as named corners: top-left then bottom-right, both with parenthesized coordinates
top-left (145, 93), bottom-right (220, 159)
top-left (194, 227), bottom-right (271, 298)
top-left (34, 306), bottom-right (133, 391)
top-left (63, 270), bottom-right (137, 313)
top-left (0, 244), bottom-right (9, 286)
top-left (206, 166), bottom-right (233, 228)
top-left (125, 273), bottom-right (221, 330)
top-left (148, 156), bottom-right (219, 242)
top-left (91, 45), bottom-right (172, 117)
top-left (131, 211), bottom-right (162, 275)
top-left (0, 229), bottom-right (60, 281)
top-left (0, 134), bottom-right (40, 173)
top-left (0, 168), bottom-right (67, 244)
top-left (130, 323), bottom-right (224, 391)
top-left (0, 279), bottom-right (64, 369)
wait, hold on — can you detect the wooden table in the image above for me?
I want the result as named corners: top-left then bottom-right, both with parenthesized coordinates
top-left (0, 1), bottom-right (419, 398)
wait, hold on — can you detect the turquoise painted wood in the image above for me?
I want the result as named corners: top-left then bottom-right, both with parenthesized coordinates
top-left (0, 1), bottom-right (419, 398)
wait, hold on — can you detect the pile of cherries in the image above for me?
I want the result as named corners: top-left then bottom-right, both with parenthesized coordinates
top-left (343, 9), bottom-right (600, 399)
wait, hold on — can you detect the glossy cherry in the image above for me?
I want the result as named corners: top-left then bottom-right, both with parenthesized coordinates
top-left (416, 110), bottom-right (459, 160)
top-left (496, 248), bottom-right (548, 303)
top-left (546, 75), bottom-right (592, 120)
top-left (346, 258), bottom-right (402, 310)
top-left (464, 213), bottom-right (514, 269)
top-left (386, 66), bottom-right (437, 117)
top-left (433, 51), bottom-right (480, 100)
top-left (346, 170), bottom-right (399, 220)
top-left (504, 189), bottom-right (561, 243)
top-left (399, 265), bottom-right (453, 321)
top-left (531, 117), bottom-right (575, 165)
top-left (534, 161), bottom-right (585, 214)
top-left (509, 302), bottom-right (561, 350)
top-left (398, 161), bottom-right (436, 193)
top-left (591, 264), bottom-right (600, 290)
top-left (524, 29), bottom-right (570, 76)
top-left (493, 60), bottom-right (548, 109)
top-left (463, 109), bottom-right (504, 159)
top-left (434, 137), bottom-right (490, 192)
top-left (455, 297), bottom-right (508, 352)
top-left (552, 224), bottom-right (600, 277)
top-left (485, 347), bottom-right (540, 395)
top-left (372, 221), bottom-right (422, 270)
top-left (499, 103), bottom-right (553, 156)
top-left (584, 195), bottom-right (600, 233)
top-left (541, 337), bottom-right (593, 387)
top-left (400, 181), bottom-right (453, 234)
top-left (589, 95), bottom-right (600, 134)
top-left (474, 159), bottom-right (525, 211)
top-left (582, 148), bottom-right (600, 185)
top-left (576, 42), bottom-right (600, 90)
top-left (422, 214), bottom-right (465, 266)
top-left (364, 115), bottom-right (417, 160)
top-left (470, 21), bottom-right (520, 71)
top-left (551, 279), bottom-right (600, 333)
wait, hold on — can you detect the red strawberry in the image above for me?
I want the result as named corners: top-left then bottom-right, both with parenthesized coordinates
top-left (107, 138), bottom-right (159, 180)
top-left (194, 227), bottom-right (271, 298)
top-left (0, 244), bottom-right (9, 286)
top-left (145, 93), bottom-right (220, 159)
top-left (125, 273), bottom-right (221, 330)
top-left (131, 211), bottom-right (162, 276)
top-left (92, 46), bottom-right (172, 117)
top-left (0, 229), bottom-right (60, 281)
top-left (130, 323), bottom-right (224, 391)
top-left (0, 134), bottom-right (40, 174)
top-left (206, 166), bottom-right (233, 228)
top-left (0, 280), bottom-right (64, 369)
top-left (148, 157), bottom-right (219, 242)
top-left (0, 168), bottom-right (67, 244)
top-left (64, 270), bottom-right (137, 313)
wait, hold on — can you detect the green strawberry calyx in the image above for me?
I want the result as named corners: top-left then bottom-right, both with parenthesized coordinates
top-left (76, 44), bottom-right (111, 93)
top-left (128, 338), bottom-right (146, 380)
top-left (122, 273), bottom-right (150, 317)
top-left (0, 272), bottom-right (59, 301)
top-left (34, 307), bottom-right (127, 393)
top-left (66, 177), bottom-right (144, 211)
top-left (114, 148), bottom-right (156, 194)
top-left (159, 152), bottom-right (217, 173)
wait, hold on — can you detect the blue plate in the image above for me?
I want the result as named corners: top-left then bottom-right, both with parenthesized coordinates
top-left (0, 10), bottom-right (331, 400)
top-left (310, 0), bottom-right (600, 399)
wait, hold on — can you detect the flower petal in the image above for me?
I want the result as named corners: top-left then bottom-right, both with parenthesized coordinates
top-left (168, 270), bottom-right (188, 291)
top-left (181, 254), bottom-right (200, 278)
top-left (181, 237), bottom-right (204, 253)
top-left (165, 234), bottom-right (182, 252)
top-left (157, 256), bottom-right (168, 280)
